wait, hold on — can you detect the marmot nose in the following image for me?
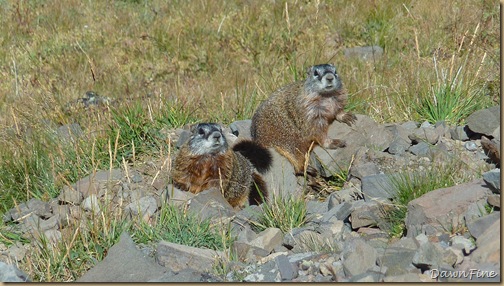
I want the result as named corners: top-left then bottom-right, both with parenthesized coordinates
top-left (212, 132), bottom-right (221, 139)
top-left (325, 74), bottom-right (334, 82)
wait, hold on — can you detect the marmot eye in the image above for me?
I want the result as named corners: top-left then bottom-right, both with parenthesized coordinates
top-left (198, 128), bottom-right (205, 135)
top-left (313, 70), bottom-right (320, 77)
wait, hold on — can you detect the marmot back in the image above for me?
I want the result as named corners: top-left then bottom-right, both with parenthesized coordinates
top-left (171, 123), bottom-right (271, 208)
top-left (251, 63), bottom-right (356, 175)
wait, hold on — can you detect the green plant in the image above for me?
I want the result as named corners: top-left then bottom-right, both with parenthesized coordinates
top-left (130, 203), bottom-right (232, 251)
top-left (382, 158), bottom-right (480, 238)
top-left (251, 193), bottom-right (307, 233)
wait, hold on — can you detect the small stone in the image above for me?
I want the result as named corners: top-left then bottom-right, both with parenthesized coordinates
top-left (487, 194), bottom-right (500, 208)
top-left (464, 141), bottom-right (477, 151)
top-left (81, 194), bottom-right (100, 214)
top-left (450, 235), bottom-right (475, 255)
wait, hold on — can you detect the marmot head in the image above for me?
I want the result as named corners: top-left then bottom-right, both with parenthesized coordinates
top-left (188, 123), bottom-right (228, 155)
top-left (304, 64), bottom-right (342, 95)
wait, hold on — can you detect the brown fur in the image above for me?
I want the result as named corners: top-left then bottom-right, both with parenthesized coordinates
top-left (251, 65), bottom-right (355, 175)
top-left (172, 139), bottom-right (268, 208)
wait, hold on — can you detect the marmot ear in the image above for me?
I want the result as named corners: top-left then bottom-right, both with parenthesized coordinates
top-left (189, 123), bottom-right (200, 133)
top-left (306, 66), bottom-right (314, 76)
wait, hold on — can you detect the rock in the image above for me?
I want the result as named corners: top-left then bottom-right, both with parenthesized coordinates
top-left (56, 123), bottom-right (82, 142)
top-left (342, 238), bottom-right (378, 276)
top-left (408, 127), bottom-right (440, 145)
top-left (349, 271), bottom-right (384, 282)
top-left (125, 196), bottom-right (158, 220)
top-left (466, 105), bottom-right (500, 136)
top-left (6, 243), bottom-right (28, 262)
top-left (408, 141), bottom-right (431, 157)
top-left (306, 200), bottom-right (327, 215)
top-left (464, 199), bottom-right (488, 222)
top-left (412, 241), bottom-right (443, 271)
top-left (361, 173), bottom-right (398, 201)
top-left (232, 241), bottom-right (269, 262)
top-left (450, 235), bottom-right (476, 255)
top-left (155, 241), bottom-right (224, 273)
top-left (487, 194), bottom-right (500, 208)
top-left (81, 194), bottom-right (100, 214)
top-left (449, 126), bottom-right (471, 141)
top-left (482, 168), bottom-right (500, 193)
top-left (466, 211), bottom-right (500, 239)
top-left (249, 228), bottom-right (283, 253)
top-left (383, 273), bottom-right (423, 282)
top-left (349, 162), bottom-right (380, 180)
top-left (314, 115), bottom-right (393, 172)
top-left (44, 229), bottom-right (63, 245)
top-left (78, 169), bottom-right (123, 197)
top-left (350, 200), bottom-right (382, 229)
top-left (149, 268), bottom-right (221, 282)
top-left (401, 121), bottom-right (418, 130)
top-left (58, 187), bottom-right (84, 205)
top-left (0, 261), bottom-right (30, 282)
top-left (343, 46), bottom-right (383, 60)
top-left (322, 201), bottom-right (361, 222)
top-left (229, 120), bottom-right (252, 139)
top-left (470, 219), bottom-right (500, 264)
top-left (22, 214), bottom-right (59, 235)
top-left (175, 129), bottom-right (191, 148)
top-left (464, 141), bottom-right (478, 151)
top-left (186, 188), bottom-right (235, 222)
top-left (405, 179), bottom-right (492, 237)
top-left (3, 198), bottom-right (52, 222)
top-left (275, 254), bottom-right (298, 281)
top-left (387, 137), bottom-right (411, 155)
top-left (262, 149), bottom-right (300, 197)
top-left (77, 232), bottom-right (167, 282)
top-left (161, 184), bottom-right (194, 206)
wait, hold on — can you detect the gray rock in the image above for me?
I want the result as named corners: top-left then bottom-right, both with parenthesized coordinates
top-left (275, 254), bottom-right (298, 281)
top-left (449, 126), bottom-right (471, 141)
top-left (22, 214), bottom-right (59, 235)
top-left (470, 219), bottom-right (500, 265)
top-left (44, 229), bottom-right (63, 244)
top-left (187, 188), bottom-right (235, 222)
top-left (125, 196), bottom-right (158, 219)
top-left (262, 149), bottom-right (300, 197)
top-left (249, 228), bottom-right (283, 253)
top-left (383, 273), bottom-right (423, 282)
top-left (326, 187), bottom-right (362, 207)
top-left (466, 211), bottom-right (500, 239)
top-left (350, 200), bottom-right (382, 229)
top-left (77, 232), bottom-right (167, 282)
top-left (450, 235), bottom-right (476, 255)
top-left (466, 105), bottom-right (500, 136)
top-left (464, 199), bottom-right (488, 222)
top-left (323, 201), bottom-right (361, 221)
top-left (401, 121), bottom-right (418, 130)
top-left (342, 238), bottom-right (378, 276)
top-left (408, 127), bottom-right (440, 145)
top-left (344, 45), bottom-right (383, 60)
top-left (314, 115), bottom-right (393, 172)
top-left (388, 137), bottom-right (411, 155)
top-left (408, 141), bottom-right (431, 157)
top-left (3, 198), bottom-right (52, 222)
top-left (412, 242), bottom-right (443, 270)
top-left (149, 268), bottom-right (221, 282)
top-left (464, 141), bottom-right (478, 151)
top-left (361, 173), bottom-right (398, 201)
top-left (0, 261), bottom-right (30, 282)
top-left (58, 186), bottom-right (84, 205)
top-left (81, 194), bottom-right (100, 214)
top-left (6, 244), bottom-right (28, 262)
top-left (229, 120), bottom-right (252, 139)
top-left (349, 271), bottom-right (384, 282)
top-left (155, 240), bottom-right (224, 273)
top-left (482, 168), bottom-right (500, 193)
top-left (73, 169), bottom-right (123, 197)
top-left (306, 200), bottom-right (327, 215)
top-left (56, 123), bottom-right (82, 142)
top-left (175, 129), bottom-right (191, 148)
top-left (487, 194), bottom-right (500, 208)
top-left (349, 162), bottom-right (380, 180)
top-left (232, 241), bottom-right (269, 262)
top-left (161, 184), bottom-right (193, 206)
top-left (405, 179), bottom-right (492, 237)
top-left (379, 248), bottom-right (417, 276)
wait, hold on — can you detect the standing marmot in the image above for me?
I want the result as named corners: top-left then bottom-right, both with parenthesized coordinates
top-left (171, 123), bottom-right (272, 208)
top-left (251, 63), bottom-right (356, 175)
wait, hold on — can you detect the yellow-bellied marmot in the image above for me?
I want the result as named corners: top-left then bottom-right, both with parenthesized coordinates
top-left (251, 63), bottom-right (356, 175)
top-left (171, 123), bottom-right (272, 208)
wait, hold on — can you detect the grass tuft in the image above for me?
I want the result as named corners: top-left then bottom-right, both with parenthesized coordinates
top-left (251, 193), bottom-right (307, 233)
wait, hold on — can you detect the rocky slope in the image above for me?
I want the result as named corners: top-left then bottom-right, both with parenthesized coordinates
top-left (0, 106), bottom-right (500, 282)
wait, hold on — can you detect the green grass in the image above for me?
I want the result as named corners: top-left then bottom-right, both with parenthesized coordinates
top-left (383, 158), bottom-right (484, 238)
top-left (0, 0), bottom-right (499, 282)
top-left (130, 203), bottom-right (232, 251)
top-left (251, 193), bottom-right (307, 233)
